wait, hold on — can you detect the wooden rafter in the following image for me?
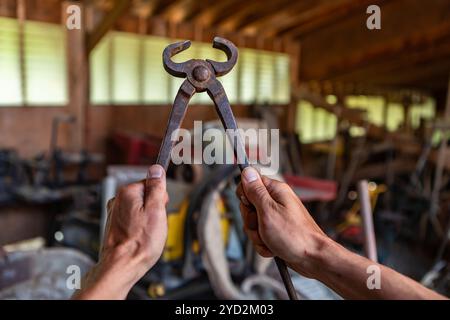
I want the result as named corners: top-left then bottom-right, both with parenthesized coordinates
top-left (87, 0), bottom-right (131, 53)
top-left (236, 0), bottom-right (300, 33)
top-left (352, 45), bottom-right (450, 89)
top-left (312, 20), bottom-right (450, 81)
top-left (131, 0), bottom-right (160, 18)
top-left (280, 0), bottom-right (382, 38)
top-left (240, 0), bottom-right (317, 36)
top-left (159, 0), bottom-right (194, 23)
top-left (190, 0), bottom-right (242, 27)
top-left (215, 0), bottom-right (269, 32)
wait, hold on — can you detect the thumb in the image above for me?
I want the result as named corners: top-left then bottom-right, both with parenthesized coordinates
top-left (241, 167), bottom-right (272, 211)
top-left (145, 165), bottom-right (168, 210)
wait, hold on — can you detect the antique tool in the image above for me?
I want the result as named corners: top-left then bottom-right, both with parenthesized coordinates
top-left (155, 37), bottom-right (298, 300)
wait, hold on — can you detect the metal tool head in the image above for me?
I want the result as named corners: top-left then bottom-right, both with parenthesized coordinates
top-left (207, 37), bottom-right (238, 76)
top-left (162, 37), bottom-right (238, 86)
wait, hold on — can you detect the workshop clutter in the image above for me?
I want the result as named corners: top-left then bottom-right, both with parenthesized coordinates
top-left (1, 0), bottom-right (450, 301)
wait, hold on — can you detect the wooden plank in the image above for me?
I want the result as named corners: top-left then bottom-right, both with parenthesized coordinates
top-left (429, 76), bottom-right (450, 234)
top-left (264, 0), bottom-right (373, 38)
top-left (160, 0), bottom-right (195, 23)
top-left (190, 0), bottom-right (242, 27)
top-left (299, 0), bottom-right (450, 84)
top-left (323, 20), bottom-right (450, 81)
top-left (63, 1), bottom-right (89, 150)
top-left (249, 0), bottom-right (320, 38)
top-left (86, 0), bottom-right (131, 53)
top-left (215, 0), bottom-right (280, 32)
top-left (17, 0), bottom-right (27, 105)
top-left (281, 0), bottom-right (385, 38)
top-left (240, 0), bottom-right (313, 35)
top-left (285, 41), bottom-right (301, 132)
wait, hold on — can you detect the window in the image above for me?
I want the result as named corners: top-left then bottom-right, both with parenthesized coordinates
top-left (297, 95), bottom-right (436, 143)
top-left (24, 20), bottom-right (67, 105)
top-left (0, 18), bottom-right (290, 107)
top-left (90, 32), bottom-right (291, 106)
top-left (0, 18), bottom-right (21, 105)
top-left (346, 95), bottom-right (384, 126)
top-left (409, 97), bottom-right (435, 129)
top-left (296, 100), bottom-right (337, 143)
top-left (0, 17), bottom-right (67, 106)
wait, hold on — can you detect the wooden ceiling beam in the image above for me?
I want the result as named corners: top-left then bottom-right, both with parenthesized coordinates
top-left (239, 0), bottom-right (314, 35)
top-left (152, 0), bottom-right (177, 15)
top-left (131, 0), bottom-right (160, 18)
top-left (215, 0), bottom-right (273, 32)
top-left (253, 0), bottom-right (323, 38)
top-left (191, 0), bottom-right (247, 28)
top-left (87, 0), bottom-right (131, 53)
top-left (280, 0), bottom-right (383, 38)
top-left (210, 0), bottom-right (261, 29)
top-left (158, 0), bottom-right (196, 23)
top-left (263, 0), bottom-right (371, 38)
top-left (305, 19), bottom-right (450, 81)
top-left (358, 52), bottom-right (450, 89)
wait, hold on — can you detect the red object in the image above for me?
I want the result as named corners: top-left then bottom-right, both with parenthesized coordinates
top-left (112, 131), bottom-right (161, 165)
top-left (283, 174), bottom-right (337, 202)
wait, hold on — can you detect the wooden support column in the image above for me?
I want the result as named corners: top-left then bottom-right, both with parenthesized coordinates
top-left (428, 75), bottom-right (450, 237)
top-left (63, 1), bottom-right (89, 150)
top-left (87, 0), bottom-right (130, 53)
top-left (17, 0), bottom-right (27, 105)
top-left (285, 40), bottom-right (301, 133)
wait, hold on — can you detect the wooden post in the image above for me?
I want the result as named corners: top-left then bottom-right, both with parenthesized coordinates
top-left (17, 0), bottom-right (27, 105)
top-left (428, 76), bottom-right (450, 237)
top-left (63, 1), bottom-right (89, 150)
top-left (285, 40), bottom-right (301, 133)
top-left (138, 15), bottom-right (148, 103)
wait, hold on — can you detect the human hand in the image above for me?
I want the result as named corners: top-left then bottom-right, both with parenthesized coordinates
top-left (236, 167), bottom-right (329, 279)
top-left (73, 165), bottom-right (168, 299)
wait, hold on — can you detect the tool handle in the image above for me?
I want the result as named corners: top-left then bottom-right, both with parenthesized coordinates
top-left (274, 257), bottom-right (298, 300)
top-left (237, 164), bottom-right (298, 300)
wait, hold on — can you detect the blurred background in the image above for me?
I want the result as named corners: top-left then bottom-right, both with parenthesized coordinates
top-left (0, 0), bottom-right (450, 299)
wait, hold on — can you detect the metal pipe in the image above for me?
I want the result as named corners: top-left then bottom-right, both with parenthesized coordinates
top-left (357, 180), bottom-right (378, 262)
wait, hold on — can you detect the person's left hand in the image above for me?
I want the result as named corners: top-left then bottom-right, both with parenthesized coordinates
top-left (73, 165), bottom-right (168, 300)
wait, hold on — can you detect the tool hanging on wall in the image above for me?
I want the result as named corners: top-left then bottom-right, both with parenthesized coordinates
top-left (153, 37), bottom-right (298, 300)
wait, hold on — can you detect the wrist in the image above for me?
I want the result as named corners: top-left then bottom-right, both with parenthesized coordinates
top-left (290, 233), bottom-right (339, 280)
top-left (73, 244), bottom-right (149, 300)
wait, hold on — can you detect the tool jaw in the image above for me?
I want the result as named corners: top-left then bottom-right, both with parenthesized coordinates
top-left (206, 37), bottom-right (238, 77)
top-left (162, 40), bottom-right (191, 78)
top-left (162, 37), bottom-right (238, 84)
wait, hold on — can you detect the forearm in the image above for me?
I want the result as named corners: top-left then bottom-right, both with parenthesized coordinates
top-left (72, 246), bottom-right (145, 300)
top-left (293, 235), bottom-right (446, 300)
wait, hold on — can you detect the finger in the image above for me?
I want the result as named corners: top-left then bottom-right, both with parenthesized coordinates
top-left (145, 165), bottom-right (168, 211)
top-left (107, 197), bottom-right (115, 212)
top-left (261, 176), bottom-right (293, 204)
top-left (241, 167), bottom-right (272, 212)
top-left (240, 202), bottom-right (258, 230)
top-left (236, 183), bottom-right (251, 207)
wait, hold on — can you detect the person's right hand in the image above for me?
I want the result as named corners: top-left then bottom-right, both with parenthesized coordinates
top-left (236, 167), bottom-right (330, 279)
top-left (237, 168), bottom-right (448, 300)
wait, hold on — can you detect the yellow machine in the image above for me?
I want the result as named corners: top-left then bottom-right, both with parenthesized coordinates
top-left (337, 182), bottom-right (386, 233)
top-left (162, 197), bottom-right (231, 262)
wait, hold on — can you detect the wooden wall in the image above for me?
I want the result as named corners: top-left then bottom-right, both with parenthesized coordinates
top-left (0, 103), bottom-right (251, 158)
top-left (0, 107), bottom-right (72, 157)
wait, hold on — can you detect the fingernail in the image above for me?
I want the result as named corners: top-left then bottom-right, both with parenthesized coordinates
top-left (243, 167), bottom-right (258, 183)
top-left (149, 165), bottom-right (163, 179)
top-left (241, 195), bottom-right (250, 206)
